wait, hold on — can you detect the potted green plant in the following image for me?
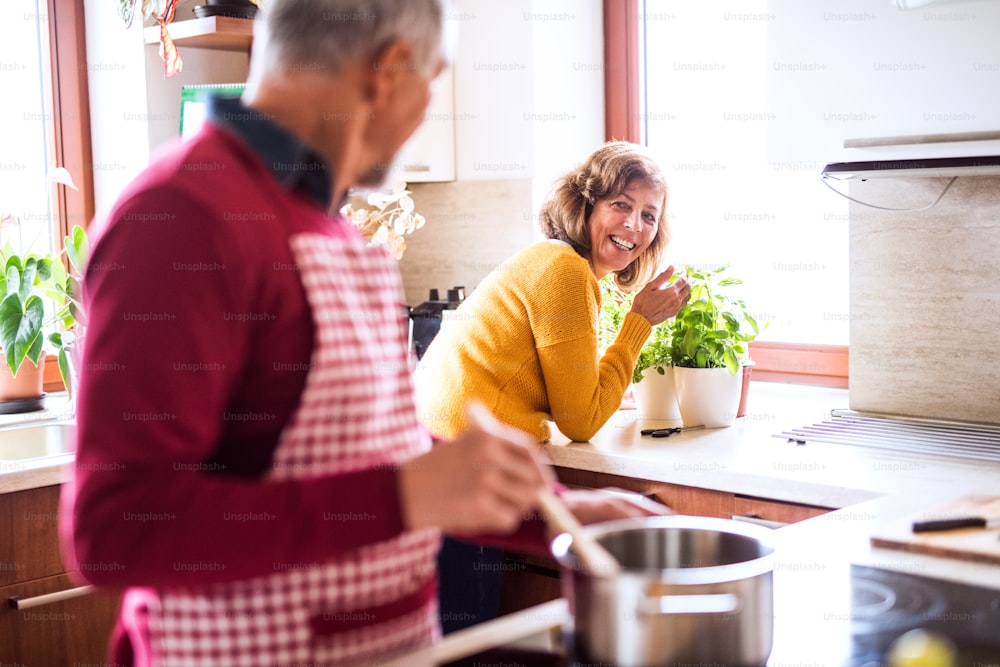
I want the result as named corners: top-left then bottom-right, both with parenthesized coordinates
top-left (598, 277), bottom-right (680, 421)
top-left (667, 264), bottom-right (760, 427)
top-left (0, 169), bottom-right (89, 412)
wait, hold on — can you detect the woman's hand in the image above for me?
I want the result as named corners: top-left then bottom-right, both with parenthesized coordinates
top-left (629, 266), bottom-right (691, 326)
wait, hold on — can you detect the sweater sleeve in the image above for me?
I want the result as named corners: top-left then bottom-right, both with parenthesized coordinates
top-left (538, 311), bottom-right (650, 442)
top-left (62, 185), bottom-right (407, 588)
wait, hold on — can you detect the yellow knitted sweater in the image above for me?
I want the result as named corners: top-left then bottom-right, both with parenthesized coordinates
top-left (415, 241), bottom-right (652, 443)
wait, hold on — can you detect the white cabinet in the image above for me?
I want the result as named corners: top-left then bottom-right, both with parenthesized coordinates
top-left (387, 68), bottom-right (457, 183)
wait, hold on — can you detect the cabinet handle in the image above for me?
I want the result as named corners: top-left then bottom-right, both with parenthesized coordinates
top-left (732, 514), bottom-right (789, 530)
top-left (8, 584), bottom-right (96, 610)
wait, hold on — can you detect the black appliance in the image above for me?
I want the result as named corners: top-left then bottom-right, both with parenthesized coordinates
top-left (846, 564), bottom-right (1000, 666)
top-left (410, 287), bottom-right (465, 360)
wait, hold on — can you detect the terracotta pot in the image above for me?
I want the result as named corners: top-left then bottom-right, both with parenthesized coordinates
top-left (0, 353), bottom-right (47, 401)
top-left (737, 361), bottom-right (755, 418)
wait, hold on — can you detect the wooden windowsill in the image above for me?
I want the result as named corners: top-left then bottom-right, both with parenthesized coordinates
top-left (749, 342), bottom-right (848, 388)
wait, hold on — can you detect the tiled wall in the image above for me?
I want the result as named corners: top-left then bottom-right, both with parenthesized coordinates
top-left (849, 176), bottom-right (1000, 424)
top-left (398, 180), bottom-right (536, 307)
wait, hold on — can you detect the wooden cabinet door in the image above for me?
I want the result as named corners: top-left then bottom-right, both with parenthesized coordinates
top-left (0, 485), bottom-right (65, 587)
top-left (553, 467), bottom-right (736, 518)
top-left (733, 495), bottom-right (832, 527)
top-left (0, 572), bottom-right (121, 666)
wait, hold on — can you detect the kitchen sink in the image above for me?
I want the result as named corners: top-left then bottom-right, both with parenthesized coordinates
top-left (0, 421), bottom-right (76, 462)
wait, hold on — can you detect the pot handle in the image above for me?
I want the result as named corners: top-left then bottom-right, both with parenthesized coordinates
top-left (639, 593), bottom-right (740, 616)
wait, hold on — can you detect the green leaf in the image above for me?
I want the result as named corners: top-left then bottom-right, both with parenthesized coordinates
top-left (0, 293), bottom-right (44, 375)
top-left (724, 348), bottom-right (740, 375)
top-left (35, 257), bottom-right (53, 282)
top-left (4, 265), bottom-right (19, 299)
top-left (65, 225), bottom-right (89, 276)
top-left (57, 347), bottom-right (70, 394)
top-left (18, 258), bottom-right (38, 303)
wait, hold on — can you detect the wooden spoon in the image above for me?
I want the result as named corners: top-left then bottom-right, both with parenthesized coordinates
top-left (464, 400), bottom-right (622, 576)
top-left (536, 487), bottom-right (622, 576)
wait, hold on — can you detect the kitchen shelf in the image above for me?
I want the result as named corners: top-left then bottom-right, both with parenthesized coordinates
top-left (143, 16), bottom-right (254, 51)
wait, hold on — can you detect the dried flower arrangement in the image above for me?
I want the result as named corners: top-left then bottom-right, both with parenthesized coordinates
top-left (340, 181), bottom-right (426, 260)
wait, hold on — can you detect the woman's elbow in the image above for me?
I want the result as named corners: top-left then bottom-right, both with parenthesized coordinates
top-left (555, 421), bottom-right (600, 442)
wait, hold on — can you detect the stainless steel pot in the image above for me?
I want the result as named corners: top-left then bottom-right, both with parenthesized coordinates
top-left (550, 515), bottom-right (775, 667)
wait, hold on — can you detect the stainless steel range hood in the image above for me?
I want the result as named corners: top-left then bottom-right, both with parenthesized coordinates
top-left (822, 155), bottom-right (1000, 180)
top-left (824, 130), bottom-right (1000, 179)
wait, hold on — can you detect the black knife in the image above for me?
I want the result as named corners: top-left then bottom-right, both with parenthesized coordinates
top-left (911, 516), bottom-right (1000, 533)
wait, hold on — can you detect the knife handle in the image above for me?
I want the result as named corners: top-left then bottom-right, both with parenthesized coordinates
top-left (911, 517), bottom-right (987, 533)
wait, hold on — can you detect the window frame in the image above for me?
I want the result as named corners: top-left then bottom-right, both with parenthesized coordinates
top-left (42, 0), bottom-right (93, 392)
top-left (602, 1), bottom-right (847, 388)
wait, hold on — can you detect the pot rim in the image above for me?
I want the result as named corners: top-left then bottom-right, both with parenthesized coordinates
top-left (550, 515), bottom-right (776, 584)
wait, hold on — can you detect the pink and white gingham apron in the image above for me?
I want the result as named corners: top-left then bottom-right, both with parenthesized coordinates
top-left (146, 232), bottom-right (440, 666)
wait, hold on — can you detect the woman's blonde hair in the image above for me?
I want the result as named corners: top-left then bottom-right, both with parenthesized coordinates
top-left (539, 141), bottom-right (669, 291)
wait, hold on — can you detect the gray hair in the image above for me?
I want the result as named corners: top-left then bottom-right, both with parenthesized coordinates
top-left (261, 0), bottom-right (445, 76)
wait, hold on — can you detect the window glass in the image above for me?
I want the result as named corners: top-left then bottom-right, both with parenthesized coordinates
top-left (640, 0), bottom-right (849, 345)
top-left (0, 1), bottom-right (58, 259)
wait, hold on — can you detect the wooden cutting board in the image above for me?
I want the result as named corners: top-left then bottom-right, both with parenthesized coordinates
top-left (869, 495), bottom-right (1000, 565)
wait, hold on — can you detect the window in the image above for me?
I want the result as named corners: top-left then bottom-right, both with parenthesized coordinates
top-left (1, 1), bottom-right (58, 254)
top-left (604, 0), bottom-right (849, 385)
top-left (1, 0), bottom-right (92, 390)
top-left (639, 0), bottom-right (849, 345)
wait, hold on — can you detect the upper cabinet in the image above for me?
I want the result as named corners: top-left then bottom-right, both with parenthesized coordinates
top-left (388, 68), bottom-right (457, 184)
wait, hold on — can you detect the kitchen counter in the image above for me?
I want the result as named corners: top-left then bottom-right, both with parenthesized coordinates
top-left (543, 381), bottom-right (1000, 509)
top-left (0, 394), bottom-right (74, 494)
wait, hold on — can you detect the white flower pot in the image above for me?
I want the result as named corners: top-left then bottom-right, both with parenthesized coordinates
top-left (632, 367), bottom-right (681, 421)
top-left (673, 366), bottom-right (742, 428)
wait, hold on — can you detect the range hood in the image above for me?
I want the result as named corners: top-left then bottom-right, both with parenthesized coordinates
top-left (824, 130), bottom-right (1000, 179)
top-left (822, 155), bottom-right (1000, 180)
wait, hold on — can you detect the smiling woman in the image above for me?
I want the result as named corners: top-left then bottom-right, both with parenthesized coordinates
top-left (414, 141), bottom-right (690, 632)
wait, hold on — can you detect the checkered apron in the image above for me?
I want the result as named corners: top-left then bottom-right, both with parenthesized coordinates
top-left (146, 232), bottom-right (440, 666)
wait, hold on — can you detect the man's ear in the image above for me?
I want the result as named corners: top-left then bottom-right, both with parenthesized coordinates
top-left (368, 39), bottom-right (415, 106)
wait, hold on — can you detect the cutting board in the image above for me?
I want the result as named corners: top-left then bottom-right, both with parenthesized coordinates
top-left (869, 495), bottom-right (1000, 565)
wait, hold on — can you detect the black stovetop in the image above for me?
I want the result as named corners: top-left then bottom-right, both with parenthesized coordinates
top-left (847, 564), bottom-right (1000, 667)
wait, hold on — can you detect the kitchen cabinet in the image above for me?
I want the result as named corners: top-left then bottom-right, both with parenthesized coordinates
top-left (733, 494), bottom-right (831, 528)
top-left (0, 485), bottom-right (120, 665)
top-left (553, 467), bottom-right (736, 519)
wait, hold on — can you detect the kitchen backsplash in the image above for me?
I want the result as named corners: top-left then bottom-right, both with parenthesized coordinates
top-left (398, 179), bottom-right (535, 307)
top-left (849, 175), bottom-right (1000, 424)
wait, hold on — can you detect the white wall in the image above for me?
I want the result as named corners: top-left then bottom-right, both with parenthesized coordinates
top-left (83, 2), bottom-right (151, 217)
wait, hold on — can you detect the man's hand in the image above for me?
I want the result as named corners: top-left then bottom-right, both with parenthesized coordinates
top-left (557, 488), bottom-right (672, 526)
top-left (398, 402), bottom-right (552, 535)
